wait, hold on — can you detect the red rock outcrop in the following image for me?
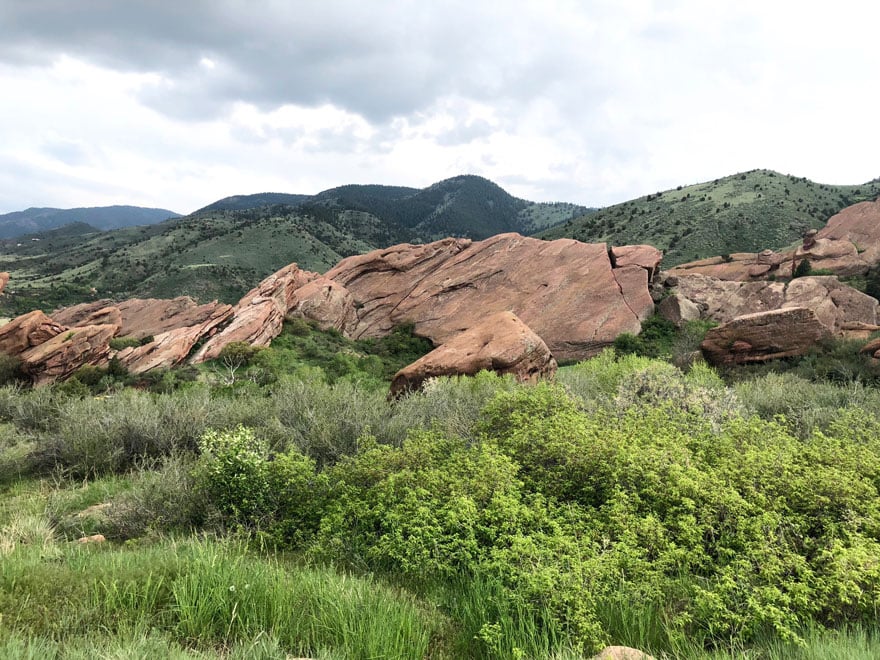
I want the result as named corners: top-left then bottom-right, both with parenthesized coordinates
top-left (818, 198), bottom-right (880, 268)
top-left (321, 233), bottom-right (660, 362)
top-left (287, 276), bottom-right (358, 333)
top-left (860, 336), bottom-right (880, 359)
top-left (0, 272), bottom-right (9, 296)
top-left (701, 307), bottom-right (830, 366)
top-left (117, 304), bottom-right (234, 373)
top-left (192, 264), bottom-right (318, 363)
top-left (0, 310), bottom-right (67, 356)
top-left (55, 297), bottom-right (233, 340)
top-left (389, 311), bottom-right (556, 396)
top-left (19, 324), bottom-right (119, 385)
top-left (611, 245), bottom-right (662, 280)
top-left (673, 274), bottom-right (878, 333)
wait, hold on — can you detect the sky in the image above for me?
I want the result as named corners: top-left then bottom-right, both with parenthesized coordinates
top-left (0, 0), bottom-right (879, 215)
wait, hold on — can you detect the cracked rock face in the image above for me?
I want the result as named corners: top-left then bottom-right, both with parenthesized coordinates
top-left (318, 233), bottom-right (660, 362)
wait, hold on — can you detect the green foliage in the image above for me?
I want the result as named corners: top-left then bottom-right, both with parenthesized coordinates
top-left (109, 336), bottom-right (144, 351)
top-left (793, 258), bottom-right (813, 278)
top-left (542, 169), bottom-right (879, 266)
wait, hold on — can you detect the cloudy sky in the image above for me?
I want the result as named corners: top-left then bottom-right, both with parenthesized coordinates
top-left (0, 1), bottom-right (878, 215)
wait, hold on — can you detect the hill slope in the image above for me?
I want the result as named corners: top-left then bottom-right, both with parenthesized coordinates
top-left (542, 169), bottom-right (880, 266)
top-left (0, 205), bottom-right (181, 239)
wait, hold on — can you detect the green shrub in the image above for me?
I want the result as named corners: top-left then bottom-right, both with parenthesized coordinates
top-left (109, 336), bottom-right (143, 351)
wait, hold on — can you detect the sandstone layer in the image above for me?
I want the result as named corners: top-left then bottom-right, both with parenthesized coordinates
top-left (701, 307), bottom-right (831, 366)
top-left (20, 324), bottom-right (120, 385)
top-left (389, 311), bottom-right (557, 396)
top-left (321, 233), bottom-right (660, 362)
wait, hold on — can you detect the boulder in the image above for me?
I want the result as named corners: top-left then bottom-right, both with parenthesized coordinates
top-left (192, 264), bottom-right (318, 363)
top-left (657, 293), bottom-right (701, 327)
top-left (117, 304), bottom-right (233, 373)
top-left (0, 272), bottom-right (8, 295)
top-left (389, 311), bottom-right (556, 396)
top-left (860, 336), bottom-right (880, 358)
top-left (324, 234), bottom-right (657, 362)
top-left (19, 324), bottom-right (119, 385)
top-left (287, 276), bottom-right (358, 333)
top-left (0, 310), bottom-right (67, 356)
top-left (611, 245), bottom-right (662, 279)
top-left (700, 307), bottom-right (830, 366)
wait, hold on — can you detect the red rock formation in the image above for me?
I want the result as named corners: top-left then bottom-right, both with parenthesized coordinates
top-left (192, 264), bottom-right (318, 362)
top-left (611, 245), bottom-right (662, 279)
top-left (818, 198), bottom-right (880, 267)
top-left (701, 307), bottom-right (830, 366)
top-left (117, 304), bottom-right (233, 373)
top-left (55, 297), bottom-right (233, 340)
top-left (287, 276), bottom-right (358, 333)
top-left (0, 272), bottom-right (9, 296)
top-left (673, 274), bottom-right (878, 334)
top-left (19, 324), bottom-right (119, 385)
top-left (0, 310), bottom-right (67, 356)
top-left (324, 233), bottom-right (659, 362)
top-left (389, 311), bottom-right (556, 396)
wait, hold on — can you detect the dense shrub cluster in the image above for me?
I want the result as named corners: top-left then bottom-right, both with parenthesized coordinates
top-left (3, 350), bottom-right (880, 656)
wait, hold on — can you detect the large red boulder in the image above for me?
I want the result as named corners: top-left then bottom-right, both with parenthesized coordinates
top-left (323, 234), bottom-right (659, 362)
top-left (389, 311), bottom-right (556, 396)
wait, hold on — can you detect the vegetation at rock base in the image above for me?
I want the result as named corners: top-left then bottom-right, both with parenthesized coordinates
top-left (2, 343), bottom-right (880, 657)
top-left (543, 169), bottom-right (880, 266)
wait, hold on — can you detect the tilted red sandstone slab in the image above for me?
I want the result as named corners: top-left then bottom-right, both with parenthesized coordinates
top-left (389, 311), bottom-right (557, 396)
top-left (818, 198), bottom-right (880, 267)
top-left (20, 324), bottom-right (119, 385)
top-left (287, 276), bottom-right (358, 333)
top-left (322, 233), bottom-right (659, 362)
top-left (192, 264), bottom-right (318, 363)
top-left (701, 307), bottom-right (830, 366)
top-left (0, 310), bottom-right (68, 356)
top-left (117, 304), bottom-right (234, 373)
top-left (54, 296), bottom-right (233, 340)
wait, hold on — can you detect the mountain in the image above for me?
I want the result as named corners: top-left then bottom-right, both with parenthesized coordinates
top-left (0, 205), bottom-right (181, 240)
top-left (542, 169), bottom-right (880, 266)
top-left (0, 176), bottom-right (589, 315)
top-left (196, 193), bottom-right (313, 213)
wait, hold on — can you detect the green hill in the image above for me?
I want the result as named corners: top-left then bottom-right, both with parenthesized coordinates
top-left (0, 176), bottom-right (588, 315)
top-left (542, 169), bottom-right (880, 266)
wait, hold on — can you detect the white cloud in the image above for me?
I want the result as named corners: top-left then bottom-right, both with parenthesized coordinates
top-left (0, 1), bottom-right (879, 214)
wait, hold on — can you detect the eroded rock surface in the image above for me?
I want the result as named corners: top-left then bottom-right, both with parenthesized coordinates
top-left (0, 310), bottom-right (68, 356)
top-left (117, 304), bottom-right (233, 373)
top-left (193, 264), bottom-right (318, 362)
top-left (55, 296), bottom-right (232, 340)
top-left (389, 311), bottom-right (556, 396)
top-left (323, 233), bottom-right (660, 362)
top-left (20, 324), bottom-right (119, 385)
top-left (287, 276), bottom-right (358, 333)
top-left (674, 274), bottom-right (878, 333)
top-left (701, 307), bottom-right (830, 366)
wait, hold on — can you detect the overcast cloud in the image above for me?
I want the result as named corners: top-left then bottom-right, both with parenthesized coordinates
top-left (0, 0), bottom-right (878, 214)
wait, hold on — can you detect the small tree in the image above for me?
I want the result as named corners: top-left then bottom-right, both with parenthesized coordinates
top-left (793, 258), bottom-right (812, 278)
